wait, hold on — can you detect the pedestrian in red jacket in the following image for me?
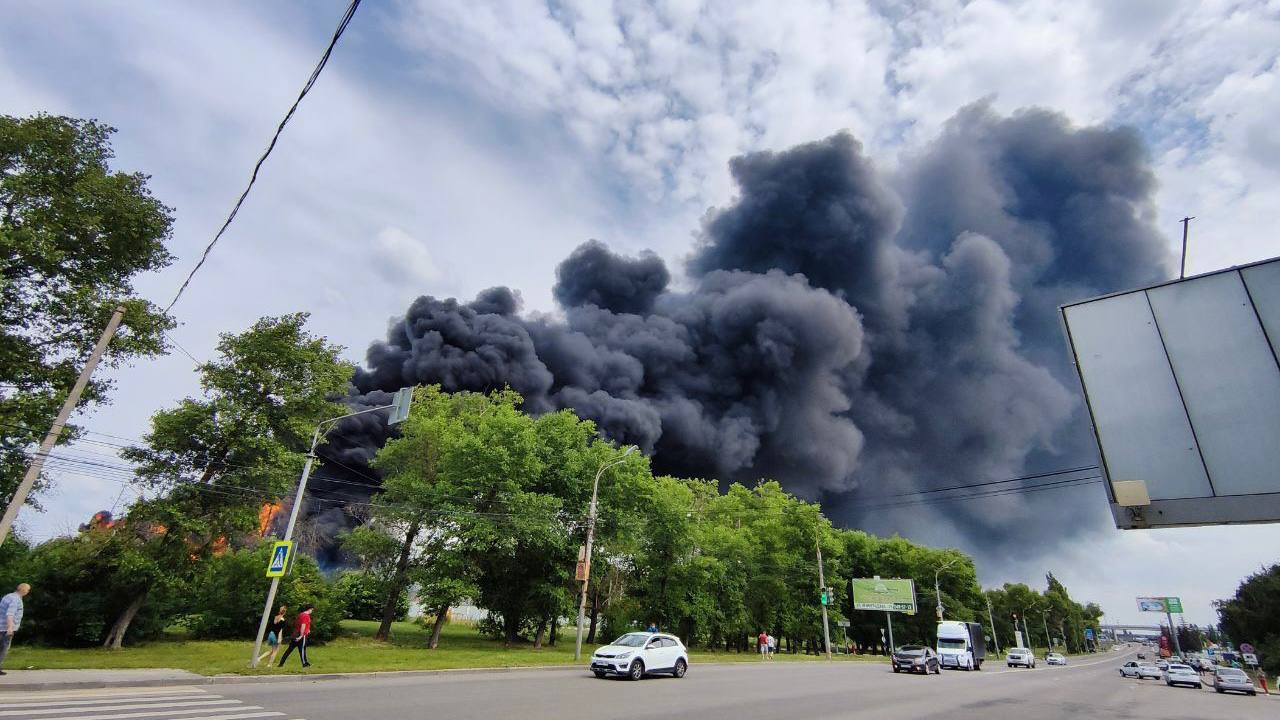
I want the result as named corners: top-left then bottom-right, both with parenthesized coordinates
top-left (278, 604), bottom-right (314, 668)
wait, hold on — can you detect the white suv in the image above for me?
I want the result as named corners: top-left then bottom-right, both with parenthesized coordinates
top-left (1007, 647), bottom-right (1037, 668)
top-left (590, 632), bottom-right (689, 680)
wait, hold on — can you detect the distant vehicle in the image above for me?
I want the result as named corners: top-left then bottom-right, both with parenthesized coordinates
top-left (1212, 667), bottom-right (1256, 696)
top-left (1137, 652), bottom-right (1146, 659)
top-left (1120, 661), bottom-right (1146, 678)
top-left (936, 621), bottom-right (986, 670)
top-left (1046, 652), bottom-right (1067, 666)
top-left (1163, 663), bottom-right (1202, 689)
top-left (590, 632), bottom-right (688, 680)
top-left (1007, 647), bottom-right (1036, 668)
top-left (1155, 659), bottom-right (1169, 671)
top-left (892, 645), bottom-right (941, 675)
top-left (1135, 663), bottom-right (1162, 680)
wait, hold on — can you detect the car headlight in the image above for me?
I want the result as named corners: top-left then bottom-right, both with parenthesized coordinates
top-left (614, 651), bottom-right (632, 659)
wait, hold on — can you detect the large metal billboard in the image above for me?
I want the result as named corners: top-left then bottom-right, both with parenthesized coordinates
top-left (851, 577), bottom-right (917, 613)
top-left (1062, 257), bottom-right (1280, 529)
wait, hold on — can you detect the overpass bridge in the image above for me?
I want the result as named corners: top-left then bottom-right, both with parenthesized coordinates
top-left (1101, 624), bottom-right (1164, 640)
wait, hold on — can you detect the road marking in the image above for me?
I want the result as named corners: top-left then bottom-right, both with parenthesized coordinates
top-left (2, 700), bottom-right (243, 716)
top-left (38, 706), bottom-right (272, 720)
top-left (0, 689), bottom-right (209, 703)
top-left (0, 696), bottom-right (216, 710)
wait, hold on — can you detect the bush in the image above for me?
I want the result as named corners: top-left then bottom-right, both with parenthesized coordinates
top-left (7, 532), bottom-right (172, 646)
top-left (332, 571), bottom-right (408, 621)
top-left (186, 543), bottom-right (340, 642)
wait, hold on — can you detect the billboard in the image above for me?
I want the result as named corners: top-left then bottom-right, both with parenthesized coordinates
top-left (1136, 596), bottom-right (1182, 613)
top-left (852, 577), bottom-right (916, 613)
top-left (1061, 257), bottom-right (1280, 529)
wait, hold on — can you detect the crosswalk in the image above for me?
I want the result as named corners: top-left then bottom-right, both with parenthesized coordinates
top-left (0, 687), bottom-right (303, 720)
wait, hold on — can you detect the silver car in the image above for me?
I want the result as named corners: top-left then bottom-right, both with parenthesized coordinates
top-left (1213, 667), bottom-right (1257, 696)
top-left (1006, 647), bottom-right (1036, 668)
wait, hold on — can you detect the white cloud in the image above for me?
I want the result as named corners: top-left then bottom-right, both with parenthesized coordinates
top-left (372, 226), bottom-right (443, 286)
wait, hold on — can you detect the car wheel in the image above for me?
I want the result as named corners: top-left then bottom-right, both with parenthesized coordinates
top-left (893, 667), bottom-right (900, 673)
top-left (1247, 692), bottom-right (1256, 696)
top-left (934, 664), bottom-right (941, 675)
top-left (1215, 687), bottom-right (1223, 693)
top-left (673, 659), bottom-right (687, 678)
top-left (628, 661), bottom-right (644, 681)
top-left (593, 671), bottom-right (607, 679)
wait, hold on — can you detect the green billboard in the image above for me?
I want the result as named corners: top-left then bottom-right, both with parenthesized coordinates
top-left (852, 577), bottom-right (916, 614)
top-left (1164, 597), bottom-right (1183, 614)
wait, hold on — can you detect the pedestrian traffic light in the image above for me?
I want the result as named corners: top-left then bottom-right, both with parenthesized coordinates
top-left (820, 589), bottom-right (830, 606)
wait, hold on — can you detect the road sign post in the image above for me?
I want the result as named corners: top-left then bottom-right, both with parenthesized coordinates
top-left (266, 541), bottom-right (294, 578)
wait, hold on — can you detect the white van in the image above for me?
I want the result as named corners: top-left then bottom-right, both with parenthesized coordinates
top-left (936, 621), bottom-right (986, 670)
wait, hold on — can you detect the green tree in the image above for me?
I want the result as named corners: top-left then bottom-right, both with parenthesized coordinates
top-left (1, 114), bottom-right (175, 507)
top-left (1217, 563), bottom-right (1280, 675)
top-left (332, 571), bottom-right (408, 622)
top-left (104, 313), bottom-right (351, 647)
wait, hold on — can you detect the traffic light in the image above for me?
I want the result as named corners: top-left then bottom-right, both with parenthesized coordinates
top-left (820, 588), bottom-right (830, 606)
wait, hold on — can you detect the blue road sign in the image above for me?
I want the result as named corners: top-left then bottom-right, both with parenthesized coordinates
top-left (1085, 628), bottom-right (1094, 640)
top-left (266, 540), bottom-right (294, 578)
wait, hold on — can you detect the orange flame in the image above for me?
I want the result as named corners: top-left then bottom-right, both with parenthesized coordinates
top-left (258, 502), bottom-right (283, 537)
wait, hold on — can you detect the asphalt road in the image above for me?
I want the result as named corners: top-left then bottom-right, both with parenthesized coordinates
top-left (3, 649), bottom-right (1274, 720)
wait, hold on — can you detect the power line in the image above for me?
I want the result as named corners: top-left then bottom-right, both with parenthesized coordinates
top-left (163, 0), bottom-right (363, 312)
top-left (858, 464), bottom-right (1099, 500)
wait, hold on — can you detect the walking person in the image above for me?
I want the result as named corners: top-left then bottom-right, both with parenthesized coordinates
top-left (0, 583), bottom-right (30, 676)
top-left (767, 633), bottom-right (777, 659)
top-left (758, 630), bottom-right (769, 660)
top-left (257, 605), bottom-right (288, 667)
top-left (278, 604), bottom-right (313, 668)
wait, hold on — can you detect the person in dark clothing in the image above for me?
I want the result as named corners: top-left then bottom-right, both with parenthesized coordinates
top-left (279, 604), bottom-right (314, 668)
top-left (257, 605), bottom-right (288, 666)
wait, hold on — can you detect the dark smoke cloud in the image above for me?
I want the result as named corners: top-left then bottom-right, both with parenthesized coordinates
top-left (334, 102), bottom-right (1171, 556)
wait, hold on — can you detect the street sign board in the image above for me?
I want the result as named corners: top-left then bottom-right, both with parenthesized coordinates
top-left (1242, 653), bottom-right (1258, 666)
top-left (1085, 628), bottom-right (1094, 640)
top-left (1164, 597), bottom-right (1183, 614)
top-left (266, 540), bottom-right (294, 578)
top-left (1239, 642), bottom-right (1254, 654)
top-left (1061, 257), bottom-right (1280, 529)
top-left (852, 577), bottom-right (917, 613)
top-left (837, 620), bottom-right (850, 627)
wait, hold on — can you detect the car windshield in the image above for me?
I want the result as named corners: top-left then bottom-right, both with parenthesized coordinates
top-left (610, 633), bottom-right (650, 647)
top-left (1009, 648), bottom-right (1029, 654)
top-left (1168, 664), bottom-right (1192, 671)
top-left (1218, 668), bottom-right (1246, 677)
top-left (938, 638), bottom-right (967, 649)
top-left (896, 646), bottom-right (925, 655)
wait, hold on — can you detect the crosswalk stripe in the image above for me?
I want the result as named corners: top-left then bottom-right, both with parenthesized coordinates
top-left (0, 695), bottom-right (215, 710)
top-left (0, 689), bottom-right (208, 703)
top-left (39, 705), bottom-right (268, 720)
top-left (1, 699), bottom-right (242, 716)
top-left (116, 714), bottom-right (283, 720)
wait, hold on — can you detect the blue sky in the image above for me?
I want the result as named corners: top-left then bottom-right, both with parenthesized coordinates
top-left (3, 0), bottom-right (1279, 626)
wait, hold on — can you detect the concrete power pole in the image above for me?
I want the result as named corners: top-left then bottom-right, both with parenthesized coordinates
top-left (986, 596), bottom-right (1000, 656)
top-left (574, 446), bottom-right (635, 662)
top-left (0, 306), bottom-right (126, 546)
top-left (1179, 216), bottom-right (1195, 279)
top-left (816, 537), bottom-right (832, 660)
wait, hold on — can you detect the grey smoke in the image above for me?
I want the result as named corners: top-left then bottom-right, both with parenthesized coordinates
top-left (338, 102), bottom-right (1172, 553)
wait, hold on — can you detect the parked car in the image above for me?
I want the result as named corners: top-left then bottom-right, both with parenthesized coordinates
top-left (590, 632), bottom-right (688, 680)
top-left (1137, 652), bottom-right (1146, 659)
top-left (1134, 663), bottom-right (1163, 680)
top-left (1007, 647), bottom-right (1036, 668)
top-left (1155, 658), bottom-right (1169, 670)
top-left (1120, 661), bottom-right (1142, 678)
top-left (1046, 652), bottom-right (1067, 666)
top-left (1212, 667), bottom-right (1257, 696)
top-left (1163, 663), bottom-right (1202, 689)
top-left (892, 645), bottom-right (941, 675)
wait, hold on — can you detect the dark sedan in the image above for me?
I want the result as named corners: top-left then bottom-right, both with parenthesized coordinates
top-left (892, 645), bottom-right (941, 674)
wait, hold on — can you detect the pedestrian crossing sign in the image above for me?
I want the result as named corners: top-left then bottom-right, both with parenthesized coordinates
top-left (266, 540), bottom-right (294, 578)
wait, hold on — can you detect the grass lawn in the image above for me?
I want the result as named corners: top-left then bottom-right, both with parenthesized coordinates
top-left (5, 621), bottom-right (879, 676)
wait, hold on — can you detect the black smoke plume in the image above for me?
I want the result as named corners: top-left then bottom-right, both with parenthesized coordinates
top-left (333, 102), bottom-right (1171, 559)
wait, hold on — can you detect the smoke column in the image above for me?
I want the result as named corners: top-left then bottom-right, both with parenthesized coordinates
top-left (336, 102), bottom-right (1171, 557)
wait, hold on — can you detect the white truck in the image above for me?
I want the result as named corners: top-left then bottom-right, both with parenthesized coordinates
top-left (937, 620), bottom-right (986, 670)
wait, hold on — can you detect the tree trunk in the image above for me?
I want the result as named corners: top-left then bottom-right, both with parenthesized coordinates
top-left (586, 587), bottom-right (600, 644)
top-left (103, 590), bottom-right (148, 649)
top-left (428, 602), bottom-right (449, 649)
top-left (549, 616), bottom-right (558, 646)
top-left (534, 620), bottom-right (546, 649)
top-left (375, 518), bottom-right (421, 641)
top-left (504, 611), bottom-right (521, 648)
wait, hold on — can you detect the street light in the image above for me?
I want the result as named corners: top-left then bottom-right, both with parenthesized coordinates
top-left (250, 387), bottom-right (414, 667)
top-left (934, 556), bottom-right (961, 620)
top-left (574, 445), bottom-right (637, 661)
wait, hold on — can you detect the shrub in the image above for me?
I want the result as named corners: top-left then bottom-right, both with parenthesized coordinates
top-left (332, 571), bottom-right (408, 621)
top-left (186, 543), bottom-right (340, 642)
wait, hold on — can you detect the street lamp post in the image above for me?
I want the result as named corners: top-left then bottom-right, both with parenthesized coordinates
top-left (934, 557), bottom-right (961, 621)
top-left (1042, 612), bottom-right (1052, 652)
top-left (250, 387), bottom-right (413, 667)
top-left (574, 446), bottom-right (637, 662)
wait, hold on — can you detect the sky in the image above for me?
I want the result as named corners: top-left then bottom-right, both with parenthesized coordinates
top-left (3, 0), bottom-right (1279, 628)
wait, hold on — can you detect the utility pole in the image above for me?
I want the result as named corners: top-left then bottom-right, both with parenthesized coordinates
top-left (0, 306), bottom-right (126, 546)
top-left (250, 388), bottom-right (412, 667)
top-left (1180, 216), bottom-right (1195, 279)
top-left (574, 446), bottom-right (636, 661)
top-left (816, 536), bottom-right (832, 660)
top-left (986, 595), bottom-right (1000, 656)
top-left (1165, 606), bottom-right (1183, 658)
top-left (1042, 613), bottom-right (1052, 652)
top-left (885, 611), bottom-right (895, 654)
top-left (934, 556), bottom-right (959, 621)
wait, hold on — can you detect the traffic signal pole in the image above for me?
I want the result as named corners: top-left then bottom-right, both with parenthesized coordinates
top-left (816, 537), bottom-right (832, 659)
